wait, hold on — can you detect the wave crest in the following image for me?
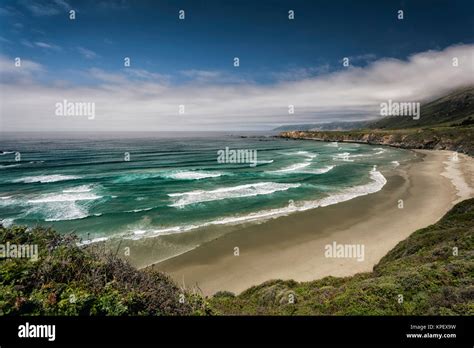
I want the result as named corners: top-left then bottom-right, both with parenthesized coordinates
top-left (168, 182), bottom-right (300, 207)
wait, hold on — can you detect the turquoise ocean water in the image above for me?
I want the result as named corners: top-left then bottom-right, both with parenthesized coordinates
top-left (0, 132), bottom-right (413, 243)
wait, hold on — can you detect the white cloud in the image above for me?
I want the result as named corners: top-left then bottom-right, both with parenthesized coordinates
top-left (20, 39), bottom-right (34, 48)
top-left (1, 44), bottom-right (473, 132)
top-left (53, 0), bottom-right (71, 10)
top-left (0, 54), bottom-right (44, 80)
top-left (35, 41), bottom-right (61, 50)
top-left (181, 69), bottom-right (221, 79)
top-left (20, 0), bottom-right (71, 16)
top-left (76, 46), bottom-right (98, 59)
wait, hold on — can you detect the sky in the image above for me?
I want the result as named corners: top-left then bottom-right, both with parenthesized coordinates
top-left (0, 0), bottom-right (473, 131)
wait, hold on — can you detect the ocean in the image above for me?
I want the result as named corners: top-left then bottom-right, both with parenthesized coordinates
top-left (0, 132), bottom-right (413, 244)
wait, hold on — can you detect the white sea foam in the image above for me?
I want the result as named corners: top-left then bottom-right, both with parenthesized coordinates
top-left (269, 161), bottom-right (311, 173)
top-left (281, 151), bottom-right (317, 159)
top-left (332, 152), bottom-right (353, 161)
top-left (125, 207), bottom-right (153, 213)
top-left (391, 161), bottom-right (400, 167)
top-left (326, 142), bottom-right (339, 147)
top-left (373, 148), bottom-right (387, 155)
top-left (441, 155), bottom-right (474, 203)
top-left (132, 226), bottom-right (182, 236)
top-left (79, 237), bottom-right (108, 246)
top-left (43, 206), bottom-right (89, 221)
top-left (21, 199), bottom-right (90, 222)
top-left (167, 171), bottom-right (222, 180)
top-left (115, 170), bottom-right (223, 183)
top-left (301, 165), bottom-right (335, 174)
top-left (14, 174), bottom-right (81, 183)
top-left (168, 182), bottom-right (300, 207)
top-left (62, 185), bottom-right (94, 193)
top-left (334, 147), bottom-right (387, 160)
top-left (295, 151), bottom-right (318, 159)
top-left (28, 192), bottom-right (102, 203)
top-left (0, 164), bottom-right (21, 168)
top-left (120, 168), bottom-right (387, 240)
top-left (0, 151), bottom-right (14, 155)
top-left (112, 172), bottom-right (161, 183)
top-left (0, 218), bottom-right (14, 227)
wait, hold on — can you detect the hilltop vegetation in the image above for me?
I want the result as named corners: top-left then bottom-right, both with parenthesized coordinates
top-left (0, 225), bottom-right (209, 315)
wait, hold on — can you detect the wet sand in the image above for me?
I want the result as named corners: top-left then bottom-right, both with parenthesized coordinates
top-left (149, 150), bottom-right (474, 296)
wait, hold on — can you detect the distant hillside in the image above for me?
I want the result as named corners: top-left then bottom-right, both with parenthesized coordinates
top-left (368, 86), bottom-right (474, 129)
top-left (274, 87), bottom-right (474, 132)
top-left (279, 87), bottom-right (474, 156)
top-left (280, 127), bottom-right (474, 156)
top-left (273, 121), bottom-right (370, 131)
top-left (209, 198), bottom-right (474, 315)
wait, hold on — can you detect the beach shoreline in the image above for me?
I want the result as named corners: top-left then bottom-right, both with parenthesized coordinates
top-left (147, 149), bottom-right (473, 296)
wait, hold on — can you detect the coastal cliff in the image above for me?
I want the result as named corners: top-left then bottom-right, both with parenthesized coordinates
top-left (280, 127), bottom-right (474, 156)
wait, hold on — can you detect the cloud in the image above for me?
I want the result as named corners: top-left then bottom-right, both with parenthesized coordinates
top-left (1, 44), bottom-right (473, 131)
top-left (34, 41), bottom-right (61, 50)
top-left (180, 69), bottom-right (247, 84)
top-left (76, 46), bottom-right (99, 59)
top-left (20, 0), bottom-right (71, 16)
top-left (0, 54), bottom-right (45, 85)
top-left (53, 0), bottom-right (71, 10)
top-left (271, 65), bottom-right (331, 81)
top-left (0, 6), bottom-right (16, 16)
top-left (20, 39), bottom-right (34, 48)
top-left (181, 69), bottom-right (221, 80)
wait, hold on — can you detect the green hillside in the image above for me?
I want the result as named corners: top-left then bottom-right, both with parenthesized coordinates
top-left (368, 86), bottom-right (474, 129)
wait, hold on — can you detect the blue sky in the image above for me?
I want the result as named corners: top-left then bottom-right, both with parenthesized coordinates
top-left (0, 0), bottom-right (473, 131)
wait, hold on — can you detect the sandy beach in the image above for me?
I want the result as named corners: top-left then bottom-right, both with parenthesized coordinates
top-left (149, 149), bottom-right (474, 296)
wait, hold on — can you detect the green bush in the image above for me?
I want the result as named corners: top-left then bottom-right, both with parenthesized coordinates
top-left (0, 225), bottom-right (207, 316)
